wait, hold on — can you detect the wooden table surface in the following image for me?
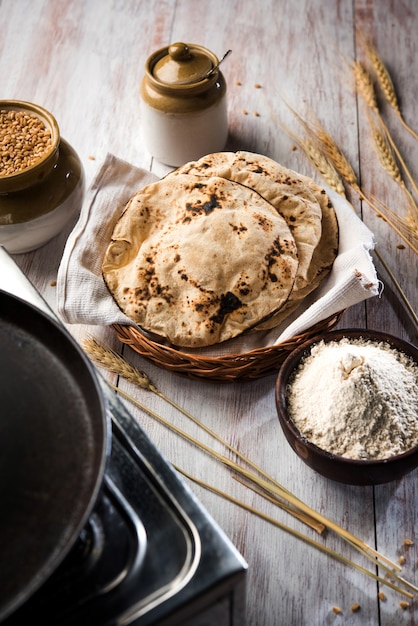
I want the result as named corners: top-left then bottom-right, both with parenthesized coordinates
top-left (2, 1), bottom-right (418, 624)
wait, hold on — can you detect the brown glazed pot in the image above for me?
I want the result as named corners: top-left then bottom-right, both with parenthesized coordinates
top-left (0, 100), bottom-right (84, 253)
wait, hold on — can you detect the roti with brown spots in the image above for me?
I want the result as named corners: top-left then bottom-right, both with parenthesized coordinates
top-left (170, 151), bottom-right (323, 294)
top-left (169, 151), bottom-right (339, 329)
top-left (102, 174), bottom-right (299, 347)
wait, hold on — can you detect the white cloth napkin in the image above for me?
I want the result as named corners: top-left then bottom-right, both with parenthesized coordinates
top-left (57, 154), bottom-right (379, 353)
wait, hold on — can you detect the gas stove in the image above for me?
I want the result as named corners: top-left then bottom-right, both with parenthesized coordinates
top-left (0, 248), bottom-right (247, 625)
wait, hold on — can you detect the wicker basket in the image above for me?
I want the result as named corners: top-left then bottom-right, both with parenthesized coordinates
top-left (113, 310), bottom-right (345, 382)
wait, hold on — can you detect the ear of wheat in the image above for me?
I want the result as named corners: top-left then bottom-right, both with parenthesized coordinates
top-left (361, 35), bottom-right (418, 141)
top-left (350, 54), bottom-right (418, 199)
top-left (298, 138), bottom-right (346, 196)
top-left (370, 120), bottom-right (418, 213)
top-left (280, 107), bottom-right (418, 324)
top-left (304, 118), bottom-right (360, 191)
top-left (372, 122), bottom-right (403, 185)
top-left (351, 60), bottom-right (379, 114)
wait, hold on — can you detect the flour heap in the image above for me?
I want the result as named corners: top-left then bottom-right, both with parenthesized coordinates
top-left (287, 337), bottom-right (418, 460)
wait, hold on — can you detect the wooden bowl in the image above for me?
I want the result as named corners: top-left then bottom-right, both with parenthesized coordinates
top-left (275, 329), bottom-right (418, 485)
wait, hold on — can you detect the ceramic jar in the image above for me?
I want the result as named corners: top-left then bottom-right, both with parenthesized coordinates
top-left (140, 42), bottom-right (229, 167)
top-left (0, 100), bottom-right (84, 254)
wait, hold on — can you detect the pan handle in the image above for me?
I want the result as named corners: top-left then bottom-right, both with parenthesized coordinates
top-left (0, 246), bottom-right (58, 320)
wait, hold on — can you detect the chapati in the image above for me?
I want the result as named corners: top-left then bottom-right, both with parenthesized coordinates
top-left (102, 174), bottom-right (299, 347)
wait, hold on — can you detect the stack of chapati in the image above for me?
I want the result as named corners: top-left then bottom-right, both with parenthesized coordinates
top-left (102, 151), bottom-right (339, 348)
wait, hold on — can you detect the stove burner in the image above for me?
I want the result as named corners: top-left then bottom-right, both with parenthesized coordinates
top-left (2, 378), bottom-right (247, 626)
top-left (5, 476), bottom-right (147, 625)
top-left (52, 477), bottom-right (147, 598)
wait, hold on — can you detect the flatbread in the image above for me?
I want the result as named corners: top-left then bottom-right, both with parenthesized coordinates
top-left (170, 151), bottom-right (323, 293)
top-left (168, 150), bottom-right (339, 330)
top-left (102, 174), bottom-right (299, 348)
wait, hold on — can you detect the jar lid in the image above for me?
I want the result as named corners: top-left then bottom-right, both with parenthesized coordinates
top-left (152, 42), bottom-right (215, 85)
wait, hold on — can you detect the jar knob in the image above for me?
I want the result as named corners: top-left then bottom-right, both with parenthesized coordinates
top-left (168, 43), bottom-right (192, 61)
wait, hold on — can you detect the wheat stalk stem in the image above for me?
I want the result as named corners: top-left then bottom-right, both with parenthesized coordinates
top-left (82, 337), bottom-right (318, 530)
top-left (370, 120), bottom-right (418, 209)
top-left (232, 475), bottom-right (326, 533)
top-left (107, 378), bottom-right (406, 578)
top-left (81, 340), bottom-right (418, 592)
top-left (380, 118), bottom-right (418, 201)
top-left (361, 188), bottom-right (418, 255)
top-left (176, 466), bottom-right (413, 599)
top-left (373, 247), bottom-right (418, 327)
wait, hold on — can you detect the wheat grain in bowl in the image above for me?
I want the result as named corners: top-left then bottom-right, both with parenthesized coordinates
top-left (275, 329), bottom-right (418, 485)
top-left (0, 100), bottom-right (84, 254)
top-left (0, 108), bottom-right (52, 177)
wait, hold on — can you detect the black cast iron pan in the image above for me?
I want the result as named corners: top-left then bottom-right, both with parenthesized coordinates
top-left (0, 290), bottom-right (109, 622)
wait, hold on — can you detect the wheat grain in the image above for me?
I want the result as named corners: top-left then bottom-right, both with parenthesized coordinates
top-left (0, 109), bottom-right (53, 176)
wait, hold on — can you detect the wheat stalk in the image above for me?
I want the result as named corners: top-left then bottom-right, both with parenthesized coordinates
top-left (266, 107), bottom-right (347, 196)
top-left (351, 60), bottom-right (418, 199)
top-left (364, 44), bottom-right (400, 114)
top-left (280, 100), bottom-right (418, 250)
top-left (113, 383), bottom-right (408, 577)
top-left (370, 119), bottom-right (418, 211)
top-left (306, 118), bottom-right (360, 191)
top-left (298, 115), bottom-right (418, 255)
top-left (298, 138), bottom-right (346, 195)
top-left (81, 338), bottom-right (418, 590)
top-left (81, 337), bottom-right (158, 392)
top-left (370, 120), bottom-right (418, 211)
top-left (82, 337), bottom-right (321, 533)
top-left (280, 116), bottom-right (418, 325)
top-left (372, 123), bottom-right (403, 184)
top-left (176, 466), bottom-right (413, 599)
top-left (351, 60), bottom-right (379, 114)
top-left (360, 34), bottom-right (418, 142)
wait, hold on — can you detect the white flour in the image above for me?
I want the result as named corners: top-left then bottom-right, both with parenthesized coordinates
top-left (287, 338), bottom-right (418, 460)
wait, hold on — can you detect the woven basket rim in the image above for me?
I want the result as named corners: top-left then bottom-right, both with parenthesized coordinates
top-left (112, 310), bottom-right (345, 382)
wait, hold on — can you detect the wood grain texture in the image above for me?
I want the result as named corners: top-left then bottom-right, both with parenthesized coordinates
top-left (1, 0), bottom-right (417, 624)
